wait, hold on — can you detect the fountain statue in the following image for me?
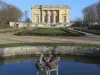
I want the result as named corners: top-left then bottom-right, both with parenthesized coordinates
top-left (35, 53), bottom-right (60, 75)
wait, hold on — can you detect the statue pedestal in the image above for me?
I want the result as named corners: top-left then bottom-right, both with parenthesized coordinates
top-left (37, 68), bottom-right (59, 75)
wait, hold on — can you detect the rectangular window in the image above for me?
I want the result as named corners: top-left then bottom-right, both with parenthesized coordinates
top-left (56, 16), bottom-right (59, 23)
top-left (50, 15), bottom-right (53, 23)
top-left (44, 16), bottom-right (47, 23)
top-left (64, 16), bottom-right (66, 23)
top-left (36, 16), bottom-right (39, 23)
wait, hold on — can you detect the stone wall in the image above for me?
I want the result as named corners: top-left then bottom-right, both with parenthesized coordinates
top-left (0, 46), bottom-right (100, 58)
top-left (10, 22), bottom-right (72, 28)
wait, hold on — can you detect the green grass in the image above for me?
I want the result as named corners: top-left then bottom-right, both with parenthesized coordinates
top-left (0, 42), bottom-right (100, 48)
top-left (14, 28), bottom-right (85, 36)
top-left (33, 28), bottom-right (67, 35)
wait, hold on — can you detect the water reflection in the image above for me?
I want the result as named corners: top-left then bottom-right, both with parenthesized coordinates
top-left (0, 57), bottom-right (100, 75)
top-left (0, 56), bottom-right (100, 67)
top-left (62, 56), bottom-right (100, 66)
top-left (0, 57), bottom-right (37, 66)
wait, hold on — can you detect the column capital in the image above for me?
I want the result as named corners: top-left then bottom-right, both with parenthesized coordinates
top-left (42, 10), bottom-right (46, 16)
top-left (47, 10), bottom-right (51, 16)
top-left (53, 11), bottom-right (57, 16)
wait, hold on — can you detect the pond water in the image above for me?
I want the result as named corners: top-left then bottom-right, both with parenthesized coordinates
top-left (0, 57), bottom-right (100, 75)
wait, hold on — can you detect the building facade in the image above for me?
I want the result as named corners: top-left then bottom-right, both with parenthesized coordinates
top-left (32, 5), bottom-right (70, 24)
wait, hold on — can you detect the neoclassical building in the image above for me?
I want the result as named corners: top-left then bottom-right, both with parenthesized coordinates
top-left (32, 5), bottom-right (70, 24)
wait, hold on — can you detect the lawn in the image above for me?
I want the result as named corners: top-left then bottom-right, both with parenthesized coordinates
top-left (0, 42), bottom-right (100, 48)
top-left (14, 28), bottom-right (85, 36)
top-left (33, 28), bottom-right (67, 35)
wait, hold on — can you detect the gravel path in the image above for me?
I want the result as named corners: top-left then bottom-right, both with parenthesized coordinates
top-left (0, 31), bottom-right (100, 44)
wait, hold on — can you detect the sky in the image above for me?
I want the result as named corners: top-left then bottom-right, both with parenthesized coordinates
top-left (4, 0), bottom-right (99, 21)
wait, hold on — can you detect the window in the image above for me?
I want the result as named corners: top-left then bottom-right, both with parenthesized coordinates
top-left (36, 16), bottom-right (39, 23)
top-left (56, 16), bottom-right (58, 23)
top-left (44, 16), bottom-right (47, 23)
top-left (64, 16), bottom-right (66, 23)
top-left (50, 15), bottom-right (53, 23)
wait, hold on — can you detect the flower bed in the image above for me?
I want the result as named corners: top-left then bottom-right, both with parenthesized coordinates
top-left (60, 28), bottom-right (85, 36)
top-left (74, 27), bottom-right (100, 35)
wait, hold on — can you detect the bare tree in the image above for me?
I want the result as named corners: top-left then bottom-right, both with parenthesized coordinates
top-left (83, 3), bottom-right (98, 25)
top-left (24, 10), bottom-right (31, 28)
top-left (97, 1), bottom-right (100, 24)
top-left (24, 10), bottom-right (28, 22)
top-left (0, 0), bottom-right (23, 28)
top-left (0, 4), bottom-right (23, 21)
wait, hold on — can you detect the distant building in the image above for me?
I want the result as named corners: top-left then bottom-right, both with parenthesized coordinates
top-left (10, 22), bottom-right (26, 28)
top-left (10, 22), bottom-right (33, 28)
top-left (32, 5), bottom-right (70, 24)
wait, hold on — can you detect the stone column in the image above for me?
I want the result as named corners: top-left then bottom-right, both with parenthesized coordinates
top-left (53, 11), bottom-right (56, 24)
top-left (47, 11), bottom-right (51, 24)
top-left (42, 10), bottom-right (46, 24)
top-left (42, 15), bottom-right (44, 24)
top-left (59, 10), bottom-right (62, 23)
top-left (48, 15), bottom-right (50, 24)
top-left (53, 15), bottom-right (56, 24)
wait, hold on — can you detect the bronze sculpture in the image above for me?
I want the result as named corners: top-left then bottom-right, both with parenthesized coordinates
top-left (36, 53), bottom-right (60, 75)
